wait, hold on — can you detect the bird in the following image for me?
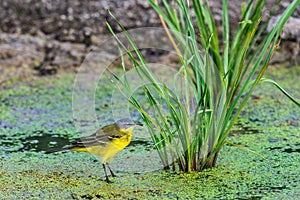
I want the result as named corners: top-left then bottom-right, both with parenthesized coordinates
top-left (46, 118), bottom-right (142, 183)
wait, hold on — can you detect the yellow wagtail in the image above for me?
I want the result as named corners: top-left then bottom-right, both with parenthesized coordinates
top-left (47, 118), bottom-right (142, 183)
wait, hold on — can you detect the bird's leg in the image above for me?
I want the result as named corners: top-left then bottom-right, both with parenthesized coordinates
top-left (102, 163), bottom-right (112, 183)
top-left (107, 163), bottom-right (116, 177)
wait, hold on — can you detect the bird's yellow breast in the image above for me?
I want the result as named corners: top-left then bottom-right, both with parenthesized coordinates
top-left (82, 127), bottom-right (134, 164)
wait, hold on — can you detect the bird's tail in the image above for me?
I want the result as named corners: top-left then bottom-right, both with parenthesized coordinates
top-left (45, 147), bottom-right (70, 154)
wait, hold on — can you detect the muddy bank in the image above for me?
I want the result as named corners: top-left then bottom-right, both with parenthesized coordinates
top-left (1, 0), bottom-right (300, 40)
top-left (0, 0), bottom-right (299, 87)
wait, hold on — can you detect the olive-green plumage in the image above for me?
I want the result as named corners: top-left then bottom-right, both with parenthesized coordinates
top-left (47, 118), bottom-right (142, 183)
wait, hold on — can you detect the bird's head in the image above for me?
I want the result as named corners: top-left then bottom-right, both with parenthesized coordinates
top-left (115, 118), bottom-right (143, 131)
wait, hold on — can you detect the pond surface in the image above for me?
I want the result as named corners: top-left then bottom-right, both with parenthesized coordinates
top-left (0, 64), bottom-right (299, 199)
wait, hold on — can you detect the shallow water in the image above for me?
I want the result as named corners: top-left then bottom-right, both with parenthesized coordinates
top-left (0, 64), bottom-right (299, 199)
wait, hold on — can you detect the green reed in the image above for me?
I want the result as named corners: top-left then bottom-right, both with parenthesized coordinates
top-left (107, 0), bottom-right (299, 171)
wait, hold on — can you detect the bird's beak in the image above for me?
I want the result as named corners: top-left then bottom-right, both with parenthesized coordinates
top-left (135, 122), bottom-right (143, 126)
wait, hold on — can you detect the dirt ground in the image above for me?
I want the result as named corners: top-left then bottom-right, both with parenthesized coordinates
top-left (0, 0), bottom-right (300, 87)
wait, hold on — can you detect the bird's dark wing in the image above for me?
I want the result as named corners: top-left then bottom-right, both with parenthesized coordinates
top-left (69, 124), bottom-right (124, 148)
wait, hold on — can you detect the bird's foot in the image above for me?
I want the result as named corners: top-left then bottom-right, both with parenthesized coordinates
top-left (105, 177), bottom-right (113, 183)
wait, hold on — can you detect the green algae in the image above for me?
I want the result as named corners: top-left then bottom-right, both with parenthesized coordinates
top-left (0, 64), bottom-right (299, 199)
